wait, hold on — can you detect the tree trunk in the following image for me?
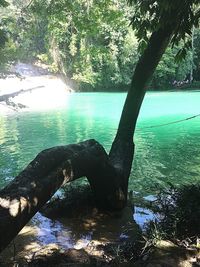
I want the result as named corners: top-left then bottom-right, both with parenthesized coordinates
top-left (109, 26), bottom-right (174, 202)
top-left (0, 139), bottom-right (121, 253)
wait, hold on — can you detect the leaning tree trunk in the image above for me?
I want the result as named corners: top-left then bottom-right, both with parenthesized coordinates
top-left (0, 139), bottom-right (121, 253)
top-left (0, 26), bottom-right (174, 253)
top-left (109, 26), bottom-right (174, 203)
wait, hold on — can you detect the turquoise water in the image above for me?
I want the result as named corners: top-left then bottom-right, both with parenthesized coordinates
top-left (0, 91), bottom-right (200, 195)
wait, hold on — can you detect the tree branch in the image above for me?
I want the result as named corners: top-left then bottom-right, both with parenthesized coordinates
top-left (0, 86), bottom-right (45, 103)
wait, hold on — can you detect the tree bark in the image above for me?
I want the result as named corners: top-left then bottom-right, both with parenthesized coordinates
top-left (109, 26), bottom-right (174, 202)
top-left (0, 139), bottom-right (122, 253)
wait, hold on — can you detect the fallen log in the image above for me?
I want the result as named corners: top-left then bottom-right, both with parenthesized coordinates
top-left (0, 85), bottom-right (45, 103)
top-left (0, 139), bottom-right (123, 253)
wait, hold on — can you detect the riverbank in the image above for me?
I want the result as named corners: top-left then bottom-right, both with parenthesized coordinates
top-left (0, 184), bottom-right (141, 267)
top-left (1, 185), bottom-right (199, 267)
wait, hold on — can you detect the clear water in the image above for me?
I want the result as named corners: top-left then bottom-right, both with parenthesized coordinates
top-left (1, 91), bottom-right (200, 252)
top-left (1, 91), bottom-right (200, 193)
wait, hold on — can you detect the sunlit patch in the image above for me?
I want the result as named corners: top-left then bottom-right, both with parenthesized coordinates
top-left (20, 196), bottom-right (27, 208)
top-left (13, 76), bottom-right (71, 111)
top-left (0, 196), bottom-right (30, 217)
top-left (74, 238), bottom-right (91, 249)
top-left (19, 225), bottom-right (39, 236)
top-left (62, 163), bottom-right (73, 184)
top-left (9, 199), bottom-right (20, 217)
top-left (31, 182), bottom-right (37, 188)
top-left (32, 197), bottom-right (38, 206)
top-left (25, 242), bottom-right (59, 253)
top-left (0, 64), bottom-right (73, 113)
top-left (0, 197), bottom-right (10, 209)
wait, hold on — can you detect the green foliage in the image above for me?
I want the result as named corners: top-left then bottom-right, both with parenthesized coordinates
top-left (151, 184), bottom-right (200, 239)
top-left (0, 0), bottom-right (48, 65)
top-left (152, 45), bottom-right (193, 88)
top-left (0, 0), bottom-right (200, 90)
top-left (0, 0), bottom-right (8, 7)
top-left (0, 28), bottom-right (7, 48)
top-left (193, 28), bottom-right (200, 80)
top-left (42, 0), bottom-right (134, 90)
top-left (0, 0), bottom-right (9, 50)
top-left (129, 0), bottom-right (200, 60)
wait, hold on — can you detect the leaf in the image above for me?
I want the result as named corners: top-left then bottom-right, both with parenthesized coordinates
top-left (0, 29), bottom-right (7, 48)
top-left (175, 48), bottom-right (187, 63)
top-left (138, 39), bottom-right (147, 53)
top-left (0, 0), bottom-right (9, 7)
top-left (184, 40), bottom-right (192, 50)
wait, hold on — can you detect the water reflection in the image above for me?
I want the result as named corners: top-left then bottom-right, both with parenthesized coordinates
top-left (134, 207), bottom-right (155, 228)
top-left (32, 213), bottom-right (92, 249)
top-left (0, 205), bottom-right (138, 261)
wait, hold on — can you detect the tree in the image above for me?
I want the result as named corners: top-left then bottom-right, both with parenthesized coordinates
top-left (110, 0), bottom-right (200, 205)
top-left (0, 0), bottom-right (199, 253)
top-left (36, 0), bottom-right (136, 90)
top-left (193, 28), bottom-right (200, 81)
top-left (1, 0), bottom-right (138, 89)
top-left (0, 0), bottom-right (9, 69)
top-left (151, 45), bottom-right (194, 88)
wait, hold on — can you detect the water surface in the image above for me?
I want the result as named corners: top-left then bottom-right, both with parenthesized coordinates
top-left (1, 91), bottom-right (200, 192)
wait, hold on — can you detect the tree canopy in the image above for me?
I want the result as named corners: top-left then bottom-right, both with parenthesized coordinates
top-left (130, 0), bottom-right (200, 62)
top-left (0, 0), bottom-right (200, 88)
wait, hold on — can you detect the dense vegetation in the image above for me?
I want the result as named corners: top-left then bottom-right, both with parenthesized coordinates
top-left (0, 0), bottom-right (200, 91)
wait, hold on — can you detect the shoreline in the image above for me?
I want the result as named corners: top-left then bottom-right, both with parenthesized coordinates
top-left (1, 86), bottom-right (200, 116)
top-left (0, 62), bottom-right (199, 116)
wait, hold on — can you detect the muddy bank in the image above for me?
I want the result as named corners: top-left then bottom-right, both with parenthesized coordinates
top-left (0, 183), bottom-right (141, 266)
top-left (0, 183), bottom-right (199, 267)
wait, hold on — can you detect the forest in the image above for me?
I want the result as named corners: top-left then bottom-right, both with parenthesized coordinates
top-left (0, 0), bottom-right (200, 91)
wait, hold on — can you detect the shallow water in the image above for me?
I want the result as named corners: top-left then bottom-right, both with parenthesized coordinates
top-left (0, 91), bottom-right (200, 252)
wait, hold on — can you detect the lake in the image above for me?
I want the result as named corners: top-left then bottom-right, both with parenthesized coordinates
top-left (0, 91), bottom-right (200, 252)
top-left (1, 91), bottom-right (200, 193)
